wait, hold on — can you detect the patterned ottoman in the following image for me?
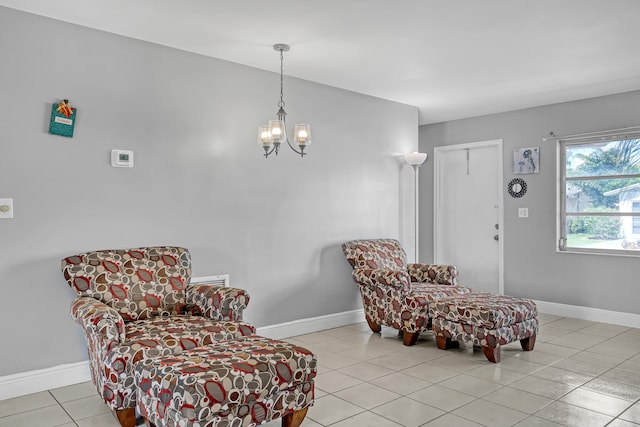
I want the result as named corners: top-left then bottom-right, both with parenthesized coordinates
top-left (430, 293), bottom-right (538, 363)
top-left (134, 335), bottom-right (317, 427)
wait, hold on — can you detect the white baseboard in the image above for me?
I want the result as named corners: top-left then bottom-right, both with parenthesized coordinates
top-left (0, 361), bottom-right (91, 401)
top-left (255, 309), bottom-right (365, 339)
top-left (4, 303), bottom-right (638, 401)
top-left (535, 300), bottom-right (640, 328)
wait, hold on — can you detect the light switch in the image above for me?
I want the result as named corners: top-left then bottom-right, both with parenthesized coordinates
top-left (0, 198), bottom-right (14, 219)
top-left (518, 207), bottom-right (529, 218)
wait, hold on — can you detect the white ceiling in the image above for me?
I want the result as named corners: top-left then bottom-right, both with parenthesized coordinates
top-left (3, 0), bottom-right (640, 125)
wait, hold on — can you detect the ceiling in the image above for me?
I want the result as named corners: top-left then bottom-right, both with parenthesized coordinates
top-left (3, 0), bottom-right (640, 125)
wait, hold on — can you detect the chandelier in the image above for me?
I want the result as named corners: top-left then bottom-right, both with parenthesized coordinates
top-left (257, 44), bottom-right (312, 158)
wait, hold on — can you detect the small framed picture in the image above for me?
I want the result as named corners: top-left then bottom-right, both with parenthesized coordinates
top-left (513, 147), bottom-right (539, 174)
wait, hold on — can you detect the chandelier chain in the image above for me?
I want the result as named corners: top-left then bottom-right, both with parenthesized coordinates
top-left (278, 48), bottom-right (285, 109)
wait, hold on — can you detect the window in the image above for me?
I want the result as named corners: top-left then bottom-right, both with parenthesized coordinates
top-left (559, 134), bottom-right (640, 255)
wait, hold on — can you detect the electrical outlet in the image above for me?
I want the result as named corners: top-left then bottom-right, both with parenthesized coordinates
top-left (518, 207), bottom-right (529, 218)
top-left (0, 198), bottom-right (14, 219)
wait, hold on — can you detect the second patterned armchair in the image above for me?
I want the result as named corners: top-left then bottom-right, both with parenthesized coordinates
top-left (61, 246), bottom-right (255, 427)
top-left (342, 238), bottom-right (471, 345)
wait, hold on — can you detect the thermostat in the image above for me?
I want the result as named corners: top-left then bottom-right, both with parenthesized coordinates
top-left (111, 149), bottom-right (134, 167)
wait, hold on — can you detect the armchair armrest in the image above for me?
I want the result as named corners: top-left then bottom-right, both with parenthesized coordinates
top-left (186, 284), bottom-right (250, 321)
top-left (351, 268), bottom-right (410, 292)
top-left (70, 297), bottom-right (125, 349)
top-left (407, 263), bottom-right (458, 286)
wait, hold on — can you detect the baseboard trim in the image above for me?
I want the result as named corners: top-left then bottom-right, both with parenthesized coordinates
top-left (0, 361), bottom-right (91, 401)
top-left (4, 303), bottom-right (638, 401)
top-left (255, 309), bottom-right (365, 339)
top-left (535, 300), bottom-right (640, 328)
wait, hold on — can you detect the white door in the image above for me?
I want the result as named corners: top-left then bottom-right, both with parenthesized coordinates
top-left (434, 140), bottom-right (503, 294)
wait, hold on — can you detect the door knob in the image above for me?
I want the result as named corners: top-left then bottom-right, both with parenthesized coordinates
top-left (493, 234), bottom-right (499, 241)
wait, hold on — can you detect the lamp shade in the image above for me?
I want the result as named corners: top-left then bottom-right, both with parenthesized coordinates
top-left (404, 152), bottom-right (428, 166)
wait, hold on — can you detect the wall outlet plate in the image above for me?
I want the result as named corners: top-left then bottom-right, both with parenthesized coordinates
top-left (0, 198), bottom-right (14, 219)
top-left (518, 207), bottom-right (529, 218)
top-left (111, 149), bottom-right (134, 167)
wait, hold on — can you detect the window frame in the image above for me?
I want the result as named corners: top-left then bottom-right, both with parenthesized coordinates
top-left (558, 134), bottom-right (640, 256)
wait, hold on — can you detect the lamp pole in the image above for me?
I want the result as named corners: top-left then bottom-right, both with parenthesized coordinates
top-left (404, 152), bottom-right (428, 263)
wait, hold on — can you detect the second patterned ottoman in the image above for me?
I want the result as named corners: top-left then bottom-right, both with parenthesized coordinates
top-left (430, 293), bottom-right (538, 363)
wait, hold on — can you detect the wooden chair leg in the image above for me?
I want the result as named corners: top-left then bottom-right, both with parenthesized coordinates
top-left (520, 335), bottom-right (536, 351)
top-left (482, 346), bottom-right (501, 363)
top-left (115, 408), bottom-right (137, 427)
top-left (365, 315), bottom-right (381, 333)
top-left (402, 331), bottom-right (420, 346)
top-left (435, 335), bottom-right (452, 350)
top-left (282, 407), bottom-right (309, 427)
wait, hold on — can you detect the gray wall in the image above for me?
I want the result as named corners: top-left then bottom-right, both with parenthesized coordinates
top-left (0, 7), bottom-right (418, 376)
top-left (419, 90), bottom-right (640, 315)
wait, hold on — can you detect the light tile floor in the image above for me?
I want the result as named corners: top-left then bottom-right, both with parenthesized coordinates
top-left (1, 313), bottom-right (640, 426)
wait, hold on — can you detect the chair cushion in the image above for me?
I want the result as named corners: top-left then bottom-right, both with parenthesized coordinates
top-left (342, 239), bottom-right (407, 271)
top-left (62, 246), bottom-right (191, 321)
top-left (101, 315), bottom-right (256, 409)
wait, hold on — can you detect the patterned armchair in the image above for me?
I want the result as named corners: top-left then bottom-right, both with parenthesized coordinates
top-left (61, 246), bottom-right (255, 427)
top-left (342, 239), bottom-right (471, 345)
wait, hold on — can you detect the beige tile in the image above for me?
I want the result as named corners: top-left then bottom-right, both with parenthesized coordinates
top-left (536, 313), bottom-right (564, 324)
top-left (506, 349), bottom-right (565, 366)
top-left (337, 361), bottom-right (395, 381)
top-left (466, 363), bottom-right (527, 385)
top-left (422, 413), bottom-right (485, 426)
top-left (75, 413), bottom-right (121, 427)
top-left (547, 332), bottom-right (609, 350)
top-left (618, 358), bottom-right (640, 373)
top-left (452, 399), bottom-right (528, 427)
top-left (0, 391), bottom-right (58, 417)
top-left (408, 384), bottom-right (476, 412)
top-left (330, 410), bottom-right (402, 426)
top-left (438, 373), bottom-right (503, 398)
top-left (606, 419), bottom-right (640, 427)
top-left (509, 375), bottom-right (576, 400)
top-left (314, 370), bottom-right (362, 393)
top-left (306, 395), bottom-right (364, 426)
top-left (569, 350), bottom-right (625, 368)
top-left (482, 387), bottom-right (553, 414)
top-left (368, 353), bottom-right (423, 371)
top-left (494, 357), bottom-right (546, 375)
top-left (333, 382), bottom-right (400, 410)
top-left (599, 367), bottom-right (640, 387)
top-left (560, 388), bottom-right (633, 417)
top-left (553, 358), bottom-right (610, 376)
top-left (534, 401), bottom-right (613, 427)
top-left (372, 396), bottom-right (445, 427)
top-left (620, 401), bottom-right (640, 423)
top-left (588, 340), bottom-right (640, 359)
top-left (582, 378), bottom-right (640, 401)
top-left (400, 362), bottom-right (460, 383)
top-left (545, 318), bottom-right (595, 330)
top-left (50, 381), bottom-right (98, 403)
top-left (369, 371), bottom-right (432, 395)
top-left (0, 405), bottom-right (73, 427)
top-left (431, 352), bottom-right (487, 372)
top-left (531, 366), bottom-right (595, 387)
top-left (533, 342), bottom-right (581, 358)
top-left (61, 395), bottom-right (111, 421)
top-left (513, 415), bottom-right (564, 426)
top-left (314, 350), bottom-right (360, 370)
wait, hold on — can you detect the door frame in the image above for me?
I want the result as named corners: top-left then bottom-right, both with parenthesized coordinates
top-left (433, 139), bottom-right (504, 294)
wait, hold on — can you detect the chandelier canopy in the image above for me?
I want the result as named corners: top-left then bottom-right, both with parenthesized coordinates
top-left (257, 44), bottom-right (312, 158)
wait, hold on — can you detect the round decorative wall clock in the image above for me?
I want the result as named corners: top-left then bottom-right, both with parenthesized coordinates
top-left (507, 178), bottom-right (527, 198)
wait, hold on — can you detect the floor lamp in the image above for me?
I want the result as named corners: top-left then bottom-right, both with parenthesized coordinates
top-left (404, 152), bottom-right (428, 263)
